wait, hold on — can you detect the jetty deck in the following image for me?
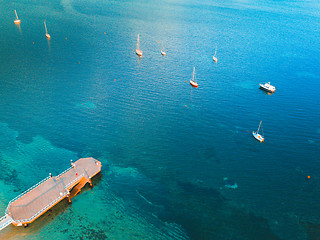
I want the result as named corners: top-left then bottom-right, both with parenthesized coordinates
top-left (0, 157), bottom-right (101, 231)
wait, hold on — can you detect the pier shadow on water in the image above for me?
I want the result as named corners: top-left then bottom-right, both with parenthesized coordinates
top-left (0, 174), bottom-right (103, 240)
top-left (0, 199), bottom-right (71, 239)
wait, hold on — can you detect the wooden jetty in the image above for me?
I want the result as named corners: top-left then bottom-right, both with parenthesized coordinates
top-left (0, 157), bottom-right (101, 231)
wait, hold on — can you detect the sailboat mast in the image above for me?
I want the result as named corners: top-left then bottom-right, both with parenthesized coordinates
top-left (257, 121), bottom-right (262, 133)
top-left (15, 10), bottom-right (19, 20)
top-left (44, 21), bottom-right (48, 34)
top-left (137, 34), bottom-right (140, 50)
top-left (193, 67), bottom-right (195, 81)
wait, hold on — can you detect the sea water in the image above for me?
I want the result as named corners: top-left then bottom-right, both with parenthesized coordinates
top-left (0, 0), bottom-right (319, 239)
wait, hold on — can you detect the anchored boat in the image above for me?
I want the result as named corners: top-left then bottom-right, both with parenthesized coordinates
top-left (44, 21), bottom-right (51, 39)
top-left (259, 82), bottom-right (275, 93)
top-left (161, 41), bottom-right (166, 56)
top-left (190, 67), bottom-right (198, 88)
top-left (252, 121), bottom-right (264, 142)
top-left (212, 46), bottom-right (218, 63)
top-left (136, 34), bottom-right (143, 57)
top-left (14, 10), bottom-right (21, 24)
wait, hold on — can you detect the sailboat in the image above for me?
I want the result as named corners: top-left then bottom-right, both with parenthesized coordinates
top-left (161, 41), bottom-right (166, 56)
top-left (136, 34), bottom-right (143, 57)
top-left (14, 10), bottom-right (21, 24)
top-left (212, 46), bottom-right (218, 62)
top-left (190, 67), bottom-right (198, 88)
top-left (252, 121), bottom-right (264, 142)
top-left (44, 21), bottom-right (51, 39)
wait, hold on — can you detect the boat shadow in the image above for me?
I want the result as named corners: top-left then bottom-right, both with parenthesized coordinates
top-left (259, 88), bottom-right (274, 95)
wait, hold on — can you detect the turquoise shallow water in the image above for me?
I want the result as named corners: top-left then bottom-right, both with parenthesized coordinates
top-left (0, 0), bottom-right (320, 239)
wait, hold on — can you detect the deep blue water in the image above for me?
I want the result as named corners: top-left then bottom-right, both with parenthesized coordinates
top-left (0, 0), bottom-right (320, 239)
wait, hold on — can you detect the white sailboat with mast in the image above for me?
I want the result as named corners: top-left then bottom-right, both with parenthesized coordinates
top-left (212, 46), bottom-right (218, 62)
top-left (44, 21), bottom-right (51, 39)
top-left (161, 41), bottom-right (166, 56)
top-left (136, 34), bottom-right (143, 57)
top-left (190, 67), bottom-right (198, 88)
top-left (14, 10), bottom-right (21, 24)
top-left (252, 121), bottom-right (264, 142)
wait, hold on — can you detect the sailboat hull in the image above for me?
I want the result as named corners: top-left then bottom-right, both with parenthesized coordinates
top-left (213, 56), bottom-right (217, 62)
top-left (190, 80), bottom-right (198, 88)
top-left (136, 49), bottom-right (143, 57)
top-left (14, 19), bottom-right (21, 24)
top-left (46, 33), bottom-right (51, 39)
top-left (161, 50), bottom-right (166, 56)
top-left (252, 132), bottom-right (264, 142)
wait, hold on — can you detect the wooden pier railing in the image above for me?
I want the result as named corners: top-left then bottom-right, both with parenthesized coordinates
top-left (0, 157), bottom-right (101, 230)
